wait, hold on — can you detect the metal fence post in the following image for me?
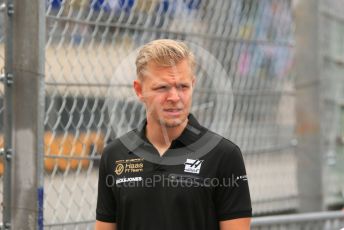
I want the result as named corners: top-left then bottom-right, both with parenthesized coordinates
top-left (294, 0), bottom-right (324, 212)
top-left (10, 0), bottom-right (45, 228)
top-left (3, 0), bottom-right (15, 228)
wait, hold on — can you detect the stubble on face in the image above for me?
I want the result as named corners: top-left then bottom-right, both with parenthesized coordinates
top-left (157, 114), bottom-right (188, 128)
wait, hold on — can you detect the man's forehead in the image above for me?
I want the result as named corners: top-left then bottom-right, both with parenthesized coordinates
top-left (143, 61), bottom-right (193, 79)
top-left (147, 60), bottom-right (189, 71)
top-left (145, 71), bottom-right (193, 83)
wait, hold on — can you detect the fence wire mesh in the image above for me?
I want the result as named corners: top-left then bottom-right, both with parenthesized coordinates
top-left (44, 0), bottom-right (295, 228)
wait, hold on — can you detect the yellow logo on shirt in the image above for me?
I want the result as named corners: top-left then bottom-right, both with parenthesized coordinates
top-left (115, 164), bottom-right (124, 175)
top-left (115, 158), bottom-right (144, 174)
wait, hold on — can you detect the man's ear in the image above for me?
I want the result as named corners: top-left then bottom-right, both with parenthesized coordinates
top-left (133, 79), bottom-right (144, 102)
top-left (192, 76), bottom-right (196, 88)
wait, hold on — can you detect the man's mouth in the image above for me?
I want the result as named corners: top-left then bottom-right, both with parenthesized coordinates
top-left (163, 108), bottom-right (183, 115)
top-left (164, 108), bottom-right (183, 112)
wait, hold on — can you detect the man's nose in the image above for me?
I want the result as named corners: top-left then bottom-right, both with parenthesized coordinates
top-left (167, 87), bottom-right (180, 101)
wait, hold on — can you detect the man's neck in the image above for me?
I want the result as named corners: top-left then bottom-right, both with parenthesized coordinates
top-left (145, 118), bottom-right (188, 154)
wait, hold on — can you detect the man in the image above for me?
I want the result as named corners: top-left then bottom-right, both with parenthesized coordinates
top-left (96, 39), bottom-right (252, 230)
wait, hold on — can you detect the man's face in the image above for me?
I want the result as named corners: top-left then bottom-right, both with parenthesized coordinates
top-left (134, 59), bottom-right (195, 128)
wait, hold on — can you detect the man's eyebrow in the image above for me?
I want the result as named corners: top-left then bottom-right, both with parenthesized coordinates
top-left (151, 82), bottom-right (169, 87)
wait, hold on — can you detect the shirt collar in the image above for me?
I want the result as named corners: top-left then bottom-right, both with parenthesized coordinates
top-left (136, 113), bottom-right (206, 147)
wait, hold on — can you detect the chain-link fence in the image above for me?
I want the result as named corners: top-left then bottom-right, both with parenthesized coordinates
top-left (44, 0), bottom-right (295, 228)
top-left (0, 0), bottom-right (341, 229)
top-left (0, 0), bottom-right (342, 228)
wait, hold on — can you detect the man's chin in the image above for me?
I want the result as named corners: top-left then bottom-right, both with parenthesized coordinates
top-left (159, 117), bottom-right (186, 128)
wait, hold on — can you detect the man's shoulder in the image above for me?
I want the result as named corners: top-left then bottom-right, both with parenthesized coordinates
top-left (205, 129), bottom-right (238, 150)
top-left (205, 131), bottom-right (247, 175)
top-left (205, 130), bottom-right (242, 158)
top-left (102, 129), bottom-right (138, 156)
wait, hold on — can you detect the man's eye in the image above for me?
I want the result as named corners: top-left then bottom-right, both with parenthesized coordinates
top-left (155, 86), bottom-right (168, 91)
top-left (178, 85), bottom-right (189, 89)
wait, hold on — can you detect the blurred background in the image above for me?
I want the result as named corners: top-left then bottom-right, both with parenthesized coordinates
top-left (0, 0), bottom-right (344, 229)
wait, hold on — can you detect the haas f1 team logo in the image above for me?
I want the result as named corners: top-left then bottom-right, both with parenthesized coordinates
top-left (184, 159), bottom-right (203, 174)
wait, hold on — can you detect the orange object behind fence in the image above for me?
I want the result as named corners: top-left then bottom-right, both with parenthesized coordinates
top-left (0, 132), bottom-right (105, 175)
top-left (44, 131), bottom-right (105, 172)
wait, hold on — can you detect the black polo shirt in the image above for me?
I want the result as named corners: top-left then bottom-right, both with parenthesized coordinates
top-left (96, 114), bottom-right (252, 230)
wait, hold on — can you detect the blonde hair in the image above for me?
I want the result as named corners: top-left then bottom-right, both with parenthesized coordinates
top-left (135, 39), bottom-right (196, 79)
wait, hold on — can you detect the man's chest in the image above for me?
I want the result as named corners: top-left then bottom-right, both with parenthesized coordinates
top-left (109, 156), bottom-right (219, 205)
